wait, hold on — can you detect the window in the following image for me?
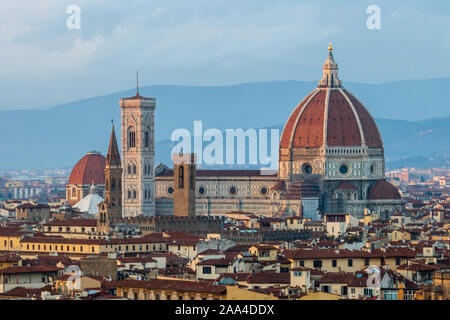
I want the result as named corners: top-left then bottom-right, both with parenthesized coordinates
top-left (299, 261), bottom-right (304, 267)
top-left (133, 164), bottom-right (136, 175)
top-left (348, 259), bottom-right (353, 267)
top-left (229, 186), bottom-right (237, 195)
top-left (203, 267), bottom-right (212, 274)
top-left (341, 286), bottom-right (348, 295)
top-left (332, 259), bottom-right (337, 267)
top-left (259, 251), bottom-right (269, 257)
top-left (260, 187), bottom-right (268, 195)
top-left (128, 165), bottom-right (131, 175)
top-left (313, 260), bottom-right (322, 268)
top-left (403, 291), bottom-right (414, 300)
top-left (144, 131), bottom-right (149, 148)
top-left (395, 257), bottom-right (401, 265)
top-left (128, 190), bottom-right (131, 199)
top-left (383, 290), bottom-right (398, 300)
top-left (302, 163), bottom-right (313, 174)
top-left (294, 271), bottom-right (303, 277)
top-left (364, 258), bottom-right (370, 266)
top-left (363, 288), bottom-right (373, 297)
top-left (128, 129), bottom-right (136, 148)
top-left (168, 186), bottom-right (174, 195)
top-left (133, 189), bottom-right (137, 199)
top-left (111, 179), bottom-right (116, 191)
top-left (72, 187), bottom-right (76, 197)
top-left (339, 164), bottom-right (349, 175)
top-left (351, 288), bottom-right (356, 294)
top-left (178, 166), bottom-right (184, 188)
top-left (190, 166), bottom-right (195, 189)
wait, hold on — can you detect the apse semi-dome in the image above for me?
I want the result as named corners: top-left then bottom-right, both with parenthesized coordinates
top-left (68, 151), bottom-right (106, 185)
top-left (368, 180), bottom-right (401, 200)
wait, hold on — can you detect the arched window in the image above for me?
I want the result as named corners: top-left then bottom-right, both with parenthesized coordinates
top-left (128, 165), bottom-right (131, 175)
top-left (111, 179), bottom-right (116, 191)
top-left (133, 164), bottom-right (137, 175)
top-left (133, 189), bottom-right (137, 199)
top-left (128, 128), bottom-right (136, 148)
top-left (128, 189), bottom-right (131, 199)
top-left (178, 166), bottom-right (184, 188)
top-left (144, 131), bottom-right (149, 148)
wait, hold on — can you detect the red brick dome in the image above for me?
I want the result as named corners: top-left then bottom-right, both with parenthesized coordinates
top-left (368, 180), bottom-right (401, 200)
top-left (68, 152), bottom-right (106, 185)
top-left (280, 46), bottom-right (382, 150)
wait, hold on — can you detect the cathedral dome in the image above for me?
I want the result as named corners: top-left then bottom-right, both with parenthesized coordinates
top-left (368, 180), bottom-right (401, 200)
top-left (280, 45), bottom-right (382, 150)
top-left (68, 151), bottom-right (106, 185)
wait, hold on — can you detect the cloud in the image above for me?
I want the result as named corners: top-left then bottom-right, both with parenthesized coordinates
top-left (0, 0), bottom-right (449, 109)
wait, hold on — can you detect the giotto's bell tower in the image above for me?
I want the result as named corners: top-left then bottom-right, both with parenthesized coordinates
top-left (120, 80), bottom-right (156, 217)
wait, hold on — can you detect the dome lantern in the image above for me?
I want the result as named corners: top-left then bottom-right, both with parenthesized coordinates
top-left (318, 42), bottom-right (342, 88)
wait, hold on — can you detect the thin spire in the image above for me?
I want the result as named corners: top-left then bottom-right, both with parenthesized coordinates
top-left (107, 121), bottom-right (121, 166)
top-left (136, 71), bottom-right (139, 96)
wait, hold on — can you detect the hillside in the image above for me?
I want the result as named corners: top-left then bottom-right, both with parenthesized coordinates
top-left (0, 79), bottom-right (449, 170)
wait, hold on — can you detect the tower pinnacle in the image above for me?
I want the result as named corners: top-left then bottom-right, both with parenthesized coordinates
top-left (106, 122), bottom-right (121, 167)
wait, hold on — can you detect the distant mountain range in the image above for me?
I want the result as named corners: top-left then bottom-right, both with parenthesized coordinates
top-left (0, 79), bottom-right (449, 170)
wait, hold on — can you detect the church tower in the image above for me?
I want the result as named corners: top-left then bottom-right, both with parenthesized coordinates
top-left (172, 153), bottom-right (196, 217)
top-left (98, 122), bottom-right (123, 234)
top-left (120, 79), bottom-right (156, 217)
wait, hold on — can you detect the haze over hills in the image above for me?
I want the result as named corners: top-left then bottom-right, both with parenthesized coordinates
top-left (0, 79), bottom-right (449, 171)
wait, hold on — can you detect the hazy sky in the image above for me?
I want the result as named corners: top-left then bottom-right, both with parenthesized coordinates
top-left (0, 0), bottom-right (449, 110)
